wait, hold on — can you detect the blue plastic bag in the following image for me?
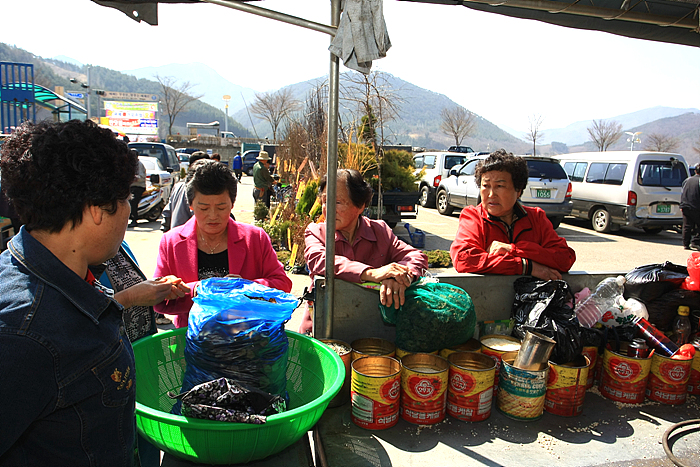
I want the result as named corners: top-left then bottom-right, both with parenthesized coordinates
top-left (177, 278), bottom-right (298, 413)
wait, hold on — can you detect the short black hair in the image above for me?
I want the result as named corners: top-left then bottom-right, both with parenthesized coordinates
top-left (474, 149), bottom-right (529, 193)
top-left (319, 168), bottom-right (373, 209)
top-left (188, 152), bottom-right (209, 169)
top-left (0, 119), bottom-right (137, 232)
top-left (186, 159), bottom-right (237, 205)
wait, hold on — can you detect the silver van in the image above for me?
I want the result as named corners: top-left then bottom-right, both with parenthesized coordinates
top-left (558, 151), bottom-right (688, 233)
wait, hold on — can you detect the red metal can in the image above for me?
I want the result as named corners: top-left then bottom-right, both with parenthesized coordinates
top-left (627, 339), bottom-right (650, 359)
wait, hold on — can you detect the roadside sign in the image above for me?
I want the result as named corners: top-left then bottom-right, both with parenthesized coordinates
top-left (66, 92), bottom-right (84, 99)
top-left (103, 91), bottom-right (159, 101)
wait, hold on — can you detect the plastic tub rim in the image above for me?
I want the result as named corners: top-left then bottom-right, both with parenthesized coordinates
top-left (133, 328), bottom-right (345, 431)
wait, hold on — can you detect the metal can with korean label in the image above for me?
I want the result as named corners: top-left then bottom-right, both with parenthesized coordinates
top-left (627, 339), bottom-right (650, 359)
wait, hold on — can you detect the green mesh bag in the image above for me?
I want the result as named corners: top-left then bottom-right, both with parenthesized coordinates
top-left (379, 281), bottom-right (476, 353)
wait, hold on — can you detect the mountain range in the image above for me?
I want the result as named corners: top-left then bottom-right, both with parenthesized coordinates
top-left (2, 43), bottom-right (698, 161)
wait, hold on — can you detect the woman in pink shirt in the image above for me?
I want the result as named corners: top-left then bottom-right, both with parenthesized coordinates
top-left (300, 169), bottom-right (428, 333)
top-left (154, 160), bottom-right (292, 328)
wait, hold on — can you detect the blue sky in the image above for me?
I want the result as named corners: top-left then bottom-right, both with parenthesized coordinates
top-left (2, 0), bottom-right (699, 132)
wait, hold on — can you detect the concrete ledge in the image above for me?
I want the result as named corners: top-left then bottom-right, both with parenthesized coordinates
top-left (314, 271), bottom-right (624, 344)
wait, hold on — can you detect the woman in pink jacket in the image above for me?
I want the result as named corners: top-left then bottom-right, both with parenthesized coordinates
top-left (154, 160), bottom-right (292, 328)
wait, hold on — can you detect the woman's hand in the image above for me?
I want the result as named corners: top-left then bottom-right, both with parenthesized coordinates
top-left (531, 262), bottom-right (562, 281)
top-left (488, 241), bottom-right (512, 256)
top-left (379, 278), bottom-right (407, 310)
top-left (361, 263), bottom-right (412, 288)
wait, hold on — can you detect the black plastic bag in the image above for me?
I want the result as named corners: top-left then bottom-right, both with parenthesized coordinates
top-left (645, 288), bottom-right (700, 331)
top-left (169, 377), bottom-right (286, 423)
top-left (511, 277), bottom-right (581, 364)
top-left (623, 262), bottom-right (688, 303)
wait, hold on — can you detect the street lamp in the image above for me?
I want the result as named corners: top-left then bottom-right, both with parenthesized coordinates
top-left (223, 94), bottom-right (231, 134)
top-left (70, 66), bottom-right (91, 120)
top-left (625, 131), bottom-right (641, 151)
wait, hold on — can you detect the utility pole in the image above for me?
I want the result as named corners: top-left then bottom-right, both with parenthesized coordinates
top-left (223, 94), bottom-right (230, 133)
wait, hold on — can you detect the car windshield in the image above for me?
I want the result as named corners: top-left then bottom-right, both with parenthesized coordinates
top-left (638, 160), bottom-right (687, 187)
top-left (527, 160), bottom-right (568, 180)
top-left (139, 158), bottom-right (160, 171)
top-left (445, 155), bottom-right (466, 170)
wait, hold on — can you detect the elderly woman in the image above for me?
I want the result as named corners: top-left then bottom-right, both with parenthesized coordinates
top-left (301, 169), bottom-right (428, 334)
top-left (154, 159), bottom-right (292, 328)
top-left (450, 149), bottom-right (576, 281)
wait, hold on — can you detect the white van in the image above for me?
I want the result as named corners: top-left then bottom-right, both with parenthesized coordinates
top-left (558, 151), bottom-right (688, 233)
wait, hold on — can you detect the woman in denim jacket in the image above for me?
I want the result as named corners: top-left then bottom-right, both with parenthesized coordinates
top-left (0, 120), bottom-right (145, 466)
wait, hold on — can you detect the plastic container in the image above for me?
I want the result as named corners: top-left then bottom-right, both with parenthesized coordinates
top-left (132, 328), bottom-right (344, 465)
top-left (575, 276), bottom-right (626, 328)
top-left (403, 223), bottom-right (425, 249)
top-left (671, 305), bottom-right (692, 346)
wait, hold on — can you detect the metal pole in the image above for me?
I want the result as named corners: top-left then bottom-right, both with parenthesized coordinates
top-left (201, 0), bottom-right (337, 35)
top-left (318, 0), bottom-right (341, 339)
top-left (86, 66), bottom-right (91, 120)
top-left (225, 104), bottom-right (229, 133)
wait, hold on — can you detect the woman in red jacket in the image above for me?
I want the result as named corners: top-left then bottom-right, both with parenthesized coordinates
top-left (450, 150), bottom-right (576, 280)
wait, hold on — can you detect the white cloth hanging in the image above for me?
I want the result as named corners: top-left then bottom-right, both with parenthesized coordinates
top-left (329, 0), bottom-right (392, 74)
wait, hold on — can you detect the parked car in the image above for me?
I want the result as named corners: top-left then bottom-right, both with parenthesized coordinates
top-left (174, 147), bottom-right (200, 155)
top-left (448, 145), bottom-right (475, 154)
top-left (413, 151), bottom-right (469, 208)
top-left (137, 156), bottom-right (173, 222)
top-left (435, 155), bottom-right (573, 229)
top-left (128, 142), bottom-right (180, 183)
top-left (558, 151), bottom-right (688, 233)
top-left (177, 153), bottom-right (190, 171)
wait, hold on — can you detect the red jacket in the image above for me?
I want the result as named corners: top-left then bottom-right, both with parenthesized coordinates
top-left (154, 216), bottom-right (292, 328)
top-left (450, 203), bottom-right (576, 275)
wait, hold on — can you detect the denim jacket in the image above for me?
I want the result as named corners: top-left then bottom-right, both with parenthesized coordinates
top-left (0, 228), bottom-right (135, 466)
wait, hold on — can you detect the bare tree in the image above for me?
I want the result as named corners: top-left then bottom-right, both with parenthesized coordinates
top-left (526, 114), bottom-right (545, 156)
top-left (644, 133), bottom-right (680, 152)
top-left (154, 74), bottom-right (203, 137)
top-left (440, 106), bottom-right (476, 145)
top-left (587, 119), bottom-right (623, 151)
top-left (250, 88), bottom-right (299, 142)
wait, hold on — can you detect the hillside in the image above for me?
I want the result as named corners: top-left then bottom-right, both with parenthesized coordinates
top-left (231, 71), bottom-right (530, 152)
top-left (542, 106), bottom-right (700, 146)
top-left (0, 43), bottom-right (252, 139)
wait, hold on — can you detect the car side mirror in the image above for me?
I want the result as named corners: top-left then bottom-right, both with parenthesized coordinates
top-left (450, 169), bottom-right (457, 176)
top-left (166, 167), bottom-right (174, 173)
top-left (150, 174), bottom-right (161, 185)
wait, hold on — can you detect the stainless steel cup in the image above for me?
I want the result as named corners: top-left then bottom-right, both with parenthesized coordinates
top-left (513, 331), bottom-right (556, 371)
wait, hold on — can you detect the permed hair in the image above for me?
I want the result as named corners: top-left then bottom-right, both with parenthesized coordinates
top-left (474, 149), bottom-right (529, 193)
top-left (319, 168), bottom-right (374, 209)
top-left (186, 159), bottom-right (238, 205)
top-left (0, 119), bottom-right (137, 232)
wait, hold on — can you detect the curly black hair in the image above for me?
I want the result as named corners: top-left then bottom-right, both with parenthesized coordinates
top-left (0, 120), bottom-right (137, 233)
top-left (319, 168), bottom-right (374, 209)
top-left (474, 149), bottom-right (529, 193)
top-left (186, 159), bottom-right (238, 205)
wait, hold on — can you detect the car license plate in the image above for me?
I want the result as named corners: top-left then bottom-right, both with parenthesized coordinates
top-left (656, 204), bottom-right (671, 213)
top-left (536, 189), bottom-right (551, 199)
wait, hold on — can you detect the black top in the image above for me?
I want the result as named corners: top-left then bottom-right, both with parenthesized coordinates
top-left (681, 174), bottom-right (700, 210)
top-left (198, 249), bottom-right (229, 280)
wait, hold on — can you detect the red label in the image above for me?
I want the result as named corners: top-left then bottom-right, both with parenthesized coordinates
top-left (659, 361), bottom-right (689, 382)
top-left (610, 357), bottom-right (641, 381)
top-left (409, 375), bottom-right (441, 399)
top-left (450, 372), bottom-right (475, 395)
top-left (380, 378), bottom-right (401, 402)
top-left (547, 367), bottom-right (559, 386)
top-left (601, 311), bottom-right (615, 324)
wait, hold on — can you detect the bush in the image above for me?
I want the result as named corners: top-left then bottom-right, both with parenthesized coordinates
top-left (277, 250), bottom-right (291, 265)
top-left (422, 250), bottom-right (452, 268)
top-left (365, 149), bottom-right (421, 192)
top-left (253, 201), bottom-right (269, 221)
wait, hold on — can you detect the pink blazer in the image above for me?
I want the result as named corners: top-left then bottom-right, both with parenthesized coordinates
top-left (154, 216), bottom-right (292, 328)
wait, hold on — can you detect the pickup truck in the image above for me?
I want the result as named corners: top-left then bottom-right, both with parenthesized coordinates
top-left (368, 190), bottom-right (421, 229)
top-left (413, 151), bottom-right (471, 208)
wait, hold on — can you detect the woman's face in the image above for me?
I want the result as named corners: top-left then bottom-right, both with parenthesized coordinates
top-left (190, 191), bottom-right (233, 236)
top-left (479, 170), bottom-right (522, 219)
top-left (321, 181), bottom-right (365, 234)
